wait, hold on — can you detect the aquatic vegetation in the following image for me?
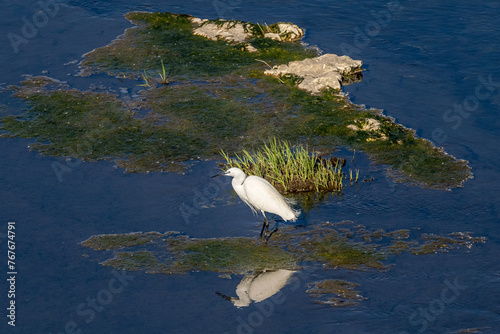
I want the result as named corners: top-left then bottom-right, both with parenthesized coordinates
top-left (138, 60), bottom-right (169, 87)
top-left (80, 12), bottom-right (315, 78)
top-left (0, 11), bottom-right (472, 189)
top-left (103, 251), bottom-right (160, 272)
top-left (81, 221), bottom-right (485, 276)
top-left (80, 222), bottom-right (485, 308)
top-left (1, 77), bottom-right (203, 171)
top-left (221, 138), bottom-right (344, 193)
top-left (306, 279), bottom-right (366, 307)
top-left (166, 237), bottom-right (299, 275)
top-left (81, 231), bottom-right (165, 250)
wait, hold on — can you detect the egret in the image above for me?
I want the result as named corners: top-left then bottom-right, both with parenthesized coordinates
top-left (213, 167), bottom-right (300, 239)
top-left (216, 269), bottom-right (296, 307)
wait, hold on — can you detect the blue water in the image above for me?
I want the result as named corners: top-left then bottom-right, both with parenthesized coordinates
top-left (1, 0), bottom-right (499, 333)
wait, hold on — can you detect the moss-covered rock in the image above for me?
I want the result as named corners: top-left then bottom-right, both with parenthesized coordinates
top-left (0, 11), bottom-right (472, 189)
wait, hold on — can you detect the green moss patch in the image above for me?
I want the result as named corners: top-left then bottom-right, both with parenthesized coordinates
top-left (81, 222), bottom-right (485, 276)
top-left (102, 251), bottom-right (160, 272)
top-left (306, 279), bottom-right (366, 307)
top-left (166, 237), bottom-right (298, 274)
top-left (80, 12), bottom-right (315, 78)
top-left (0, 11), bottom-right (472, 189)
top-left (81, 231), bottom-right (165, 250)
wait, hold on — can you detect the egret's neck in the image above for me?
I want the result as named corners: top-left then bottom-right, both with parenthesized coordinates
top-left (232, 173), bottom-right (246, 188)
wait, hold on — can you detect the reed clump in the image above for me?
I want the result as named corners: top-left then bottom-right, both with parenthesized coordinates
top-left (221, 138), bottom-right (344, 193)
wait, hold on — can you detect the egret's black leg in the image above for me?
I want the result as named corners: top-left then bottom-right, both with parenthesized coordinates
top-left (265, 227), bottom-right (279, 242)
top-left (260, 216), bottom-right (269, 238)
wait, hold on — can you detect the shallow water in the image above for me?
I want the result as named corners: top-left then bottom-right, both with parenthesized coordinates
top-left (1, 0), bottom-right (499, 333)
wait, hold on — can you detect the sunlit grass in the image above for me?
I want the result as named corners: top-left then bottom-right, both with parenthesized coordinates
top-left (221, 138), bottom-right (344, 193)
top-left (138, 59), bottom-right (170, 87)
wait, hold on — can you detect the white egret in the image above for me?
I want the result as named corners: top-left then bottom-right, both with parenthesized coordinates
top-left (216, 269), bottom-right (296, 307)
top-left (213, 167), bottom-right (300, 239)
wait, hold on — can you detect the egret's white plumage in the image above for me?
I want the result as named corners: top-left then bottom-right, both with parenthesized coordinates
top-left (219, 167), bottom-right (300, 238)
top-left (232, 270), bottom-right (296, 307)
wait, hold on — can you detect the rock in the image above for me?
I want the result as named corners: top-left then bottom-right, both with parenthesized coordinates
top-left (246, 44), bottom-right (258, 52)
top-left (264, 54), bottom-right (362, 94)
top-left (276, 23), bottom-right (303, 41)
top-left (193, 21), bottom-right (252, 43)
top-left (348, 118), bottom-right (381, 132)
top-left (347, 118), bottom-right (388, 141)
top-left (191, 18), bottom-right (304, 53)
top-left (264, 32), bottom-right (281, 41)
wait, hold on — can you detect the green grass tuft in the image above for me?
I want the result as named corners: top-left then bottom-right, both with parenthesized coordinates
top-left (221, 138), bottom-right (344, 193)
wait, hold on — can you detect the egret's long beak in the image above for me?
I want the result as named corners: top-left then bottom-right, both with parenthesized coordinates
top-left (211, 171), bottom-right (227, 178)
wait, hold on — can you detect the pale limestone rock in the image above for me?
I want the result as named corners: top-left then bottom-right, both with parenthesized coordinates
top-left (264, 32), bottom-right (281, 41)
top-left (246, 44), bottom-right (258, 52)
top-left (264, 54), bottom-right (362, 94)
top-left (191, 18), bottom-right (303, 53)
top-left (348, 118), bottom-right (388, 141)
top-left (189, 17), bottom-right (206, 25)
top-left (277, 23), bottom-right (303, 41)
top-left (193, 21), bottom-right (252, 43)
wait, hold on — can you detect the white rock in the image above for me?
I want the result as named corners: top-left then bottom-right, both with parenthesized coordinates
top-left (347, 118), bottom-right (388, 141)
top-left (264, 53), bottom-right (362, 94)
top-left (191, 19), bottom-right (304, 51)
top-left (264, 32), bottom-right (281, 41)
top-left (189, 17), bottom-right (206, 25)
top-left (193, 22), bottom-right (252, 43)
top-left (277, 23), bottom-right (303, 41)
top-left (246, 44), bottom-right (258, 53)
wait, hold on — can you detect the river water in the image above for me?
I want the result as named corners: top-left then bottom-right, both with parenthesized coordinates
top-left (0, 0), bottom-right (499, 333)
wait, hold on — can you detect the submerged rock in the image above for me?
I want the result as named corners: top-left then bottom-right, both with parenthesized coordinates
top-left (306, 279), bottom-right (366, 307)
top-left (265, 53), bottom-right (363, 93)
top-left (347, 118), bottom-right (389, 141)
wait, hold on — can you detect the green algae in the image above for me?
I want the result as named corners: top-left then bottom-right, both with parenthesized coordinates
top-left (2, 77), bottom-right (205, 171)
top-left (81, 231), bottom-right (165, 250)
top-left (306, 279), bottom-right (366, 307)
top-left (0, 11), bottom-right (472, 189)
top-left (80, 12), bottom-right (315, 78)
top-left (102, 251), bottom-right (160, 272)
top-left (166, 237), bottom-right (298, 274)
top-left (80, 222), bottom-right (485, 308)
top-left (81, 222), bottom-right (485, 276)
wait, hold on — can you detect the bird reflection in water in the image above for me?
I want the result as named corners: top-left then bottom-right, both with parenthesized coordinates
top-left (216, 269), bottom-right (296, 307)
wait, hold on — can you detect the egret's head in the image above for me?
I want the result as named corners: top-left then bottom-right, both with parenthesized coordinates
top-left (223, 167), bottom-right (245, 178)
top-left (211, 167), bottom-right (245, 179)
